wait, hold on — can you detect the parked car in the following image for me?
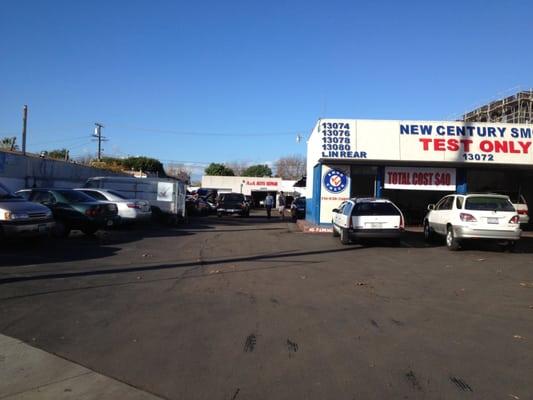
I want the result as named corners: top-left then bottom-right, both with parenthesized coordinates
top-left (332, 198), bottom-right (404, 245)
top-left (216, 193), bottom-right (250, 217)
top-left (423, 193), bottom-right (521, 251)
top-left (290, 197), bottom-right (306, 221)
top-left (16, 188), bottom-right (119, 237)
top-left (494, 192), bottom-right (529, 225)
top-left (0, 182), bottom-right (54, 237)
top-left (74, 188), bottom-right (151, 223)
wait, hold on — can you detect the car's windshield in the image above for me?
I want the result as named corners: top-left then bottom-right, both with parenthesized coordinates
top-left (352, 202), bottom-right (400, 216)
top-left (465, 196), bottom-right (515, 212)
top-left (220, 194), bottom-right (244, 202)
top-left (56, 190), bottom-right (96, 203)
top-left (0, 183), bottom-right (18, 200)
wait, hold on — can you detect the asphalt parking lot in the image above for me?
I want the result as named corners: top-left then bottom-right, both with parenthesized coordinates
top-left (1, 212), bottom-right (533, 400)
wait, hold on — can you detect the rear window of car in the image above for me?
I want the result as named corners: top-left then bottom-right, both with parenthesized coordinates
top-left (107, 190), bottom-right (128, 199)
top-left (220, 194), bottom-right (244, 202)
top-left (294, 198), bottom-right (305, 206)
top-left (352, 202), bottom-right (400, 216)
top-left (56, 190), bottom-right (95, 203)
top-left (465, 196), bottom-right (515, 212)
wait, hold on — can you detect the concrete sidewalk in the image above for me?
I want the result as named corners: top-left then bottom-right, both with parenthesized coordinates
top-left (0, 334), bottom-right (163, 400)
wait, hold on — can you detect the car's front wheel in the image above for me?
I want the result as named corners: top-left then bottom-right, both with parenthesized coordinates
top-left (53, 221), bottom-right (71, 238)
top-left (446, 225), bottom-right (460, 251)
top-left (340, 228), bottom-right (350, 245)
top-left (423, 221), bottom-right (434, 242)
top-left (81, 224), bottom-right (98, 235)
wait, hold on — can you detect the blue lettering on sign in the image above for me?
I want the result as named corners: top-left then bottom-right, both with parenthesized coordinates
top-left (321, 150), bottom-right (367, 159)
top-left (400, 124), bottom-right (518, 138)
top-left (511, 127), bottom-right (532, 138)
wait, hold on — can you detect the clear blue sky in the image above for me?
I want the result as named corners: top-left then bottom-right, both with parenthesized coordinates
top-left (1, 0), bottom-right (532, 173)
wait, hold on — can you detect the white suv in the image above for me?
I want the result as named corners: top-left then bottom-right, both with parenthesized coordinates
top-left (332, 198), bottom-right (405, 245)
top-left (424, 194), bottom-right (521, 251)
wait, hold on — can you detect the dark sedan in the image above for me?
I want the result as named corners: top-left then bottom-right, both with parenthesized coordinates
top-left (290, 197), bottom-right (306, 221)
top-left (16, 188), bottom-right (119, 237)
top-left (216, 193), bottom-right (250, 217)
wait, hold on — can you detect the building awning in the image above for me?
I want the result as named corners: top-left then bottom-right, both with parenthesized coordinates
top-left (293, 176), bottom-right (306, 187)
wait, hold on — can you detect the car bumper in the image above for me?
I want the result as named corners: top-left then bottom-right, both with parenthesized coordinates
top-left (349, 228), bottom-right (402, 239)
top-left (217, 209), bottom-right (244, 214)
top-left (454, 226), bottom-right (521, 241)
top-left (519, 215), bottom-right (530, 224)
top-left (1, 220), bottom-right (55, 237)
top-left (119, 211), bottom-right (152, 221)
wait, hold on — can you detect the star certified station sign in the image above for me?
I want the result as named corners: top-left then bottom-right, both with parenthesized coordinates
top-left (323, 169), bottom-right (347, 193)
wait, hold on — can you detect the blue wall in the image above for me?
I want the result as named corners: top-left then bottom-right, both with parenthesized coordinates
top-left (305, 164), bottom-right (322, 224)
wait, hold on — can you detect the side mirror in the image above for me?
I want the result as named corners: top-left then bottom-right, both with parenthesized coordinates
top-left (332, 208), bottom-right (339, 213)
top-left (427, 204), bottom-right (435, 211)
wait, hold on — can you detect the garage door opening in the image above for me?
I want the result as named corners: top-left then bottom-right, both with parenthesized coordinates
top-left (382, 189), bottom-right (453, 225)
top-left (250, 191), bottom-right (271, 208)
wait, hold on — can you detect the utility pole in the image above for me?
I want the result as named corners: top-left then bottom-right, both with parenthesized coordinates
top-left (22, 105), bottom-right (28, 155)
top-left (93, 122), bottom-right (106, 161)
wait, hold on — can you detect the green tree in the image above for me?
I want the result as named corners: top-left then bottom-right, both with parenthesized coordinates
top-left (43, 148), bottom-right (69, 160)
top-left (91, 156), bottom-right (166, 176)
top-left (204, 163), bottom-right (235, 176)
top-left (242, 164), bottom-right (272, 177)
top-left (1, 137), bottom-right (18, 150)
top-left (121, 156), bottom-right (166, 176)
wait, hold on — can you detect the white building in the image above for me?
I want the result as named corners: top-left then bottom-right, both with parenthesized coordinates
top-left (306, 118), bottom-right (533, 225)
top-left (201, 175), bottom-right (304, 207)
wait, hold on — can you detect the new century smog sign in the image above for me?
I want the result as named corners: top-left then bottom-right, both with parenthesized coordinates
top-left (400, 123), bottom-right (532, 162)
top-left (315, 119), bottom-right (533, 165)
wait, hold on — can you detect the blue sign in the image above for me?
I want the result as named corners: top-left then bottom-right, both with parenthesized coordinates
top-left (323, 169), bottom-right (347, 193)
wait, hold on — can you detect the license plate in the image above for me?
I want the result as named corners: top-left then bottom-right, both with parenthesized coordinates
top-left (38, 224), bottom-right (47, 232)
top-left (487, 218), bottom-right (499, 224)
top-left (367, 222), bottom-right (382, 228)
top-left (106, 220), bottom-right (114, 227)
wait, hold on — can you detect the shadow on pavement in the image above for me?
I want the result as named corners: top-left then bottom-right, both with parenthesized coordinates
top-left (0, 246), bottom-right (361, 287)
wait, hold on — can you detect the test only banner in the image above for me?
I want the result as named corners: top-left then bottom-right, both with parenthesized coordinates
top-left (384, 167), bottom-right (456, 191)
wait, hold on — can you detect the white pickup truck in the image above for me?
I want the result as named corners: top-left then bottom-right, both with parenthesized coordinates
top-left (84, 176), bottom-right (187, 223)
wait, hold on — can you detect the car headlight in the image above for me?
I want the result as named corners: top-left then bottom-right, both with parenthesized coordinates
top-left (3, 212), bottom-right (30, 220)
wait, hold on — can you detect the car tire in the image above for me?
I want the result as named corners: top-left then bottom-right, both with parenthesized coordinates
top-left (423, 221), bottom-right (434, 242)
top-left (332, 224), bottom-right (340, 237)
top-left (446, 225), bottom-right (460, 251)
top-left (340, 228), bottom-right (350, 245)
top-left (503, 240), bottom-right (516, 253)
top-left (81, 225), bottom-right (98, 235)
top-left (53, 221), bottom-right (71, 238)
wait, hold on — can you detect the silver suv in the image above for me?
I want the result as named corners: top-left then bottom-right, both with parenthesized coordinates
top-left (424, 194), bottom-right (521, 251)
top-left (0, 182), bottom-right (55, 237)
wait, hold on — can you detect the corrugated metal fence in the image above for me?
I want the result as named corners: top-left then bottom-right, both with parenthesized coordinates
top-left (0, 150), bottom-right (125, 192)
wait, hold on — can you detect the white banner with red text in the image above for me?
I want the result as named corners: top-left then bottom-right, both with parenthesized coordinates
top-left (384, 166), bottom-right (456, 191)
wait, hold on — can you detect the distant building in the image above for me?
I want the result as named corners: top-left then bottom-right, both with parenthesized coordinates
top-left (462, 89), bottom-right (533, 124)
top-left (201, 175), bottom-right (304, 207)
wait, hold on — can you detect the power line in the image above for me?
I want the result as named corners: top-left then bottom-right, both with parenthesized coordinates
top-left (107, 124), bottom-right (301, 137)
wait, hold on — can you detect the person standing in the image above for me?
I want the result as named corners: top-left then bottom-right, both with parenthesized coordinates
top-left (265, 192), bottom-right (274, 219)
top-left (278, 191), bottom-right (286, 220)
